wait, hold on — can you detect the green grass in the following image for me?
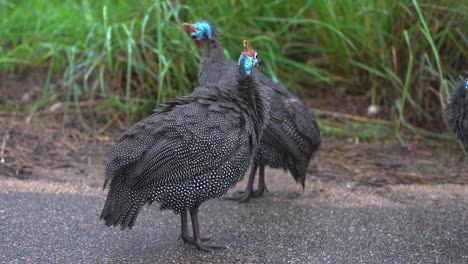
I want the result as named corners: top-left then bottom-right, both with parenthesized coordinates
top-left (1, 0), bottom-right (467, 139)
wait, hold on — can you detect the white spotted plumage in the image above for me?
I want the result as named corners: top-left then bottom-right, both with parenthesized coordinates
top-left (100, 52), bottom-right (269, 229)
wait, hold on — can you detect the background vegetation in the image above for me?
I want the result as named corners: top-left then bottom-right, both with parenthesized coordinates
top-left (1, 0), bottom-right (467, 141)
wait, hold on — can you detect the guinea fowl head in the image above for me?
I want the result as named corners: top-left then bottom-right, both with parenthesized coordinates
top-left (237, 40), bottom-right (260, 76)
top-left (182, 21), bottom-right (213, 47)
top-left (443, 78), bottom-right (468, 143)
top-left (456, 78), bottom-right (468, 98)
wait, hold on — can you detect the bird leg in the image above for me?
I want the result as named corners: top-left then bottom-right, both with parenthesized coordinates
top-left (178, 210), bottom-right (191, 243)
top-left (178, 209), bottom-right (210, 244)
top-left (189, 206), bottom-right (227, 252)
top-left (253, 165), bottom-right (268, 197)
top-left (223, 164), bottom-right (258, 203)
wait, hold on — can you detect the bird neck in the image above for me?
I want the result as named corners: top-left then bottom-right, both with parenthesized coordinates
top-left (203, 37), bottom-right (226, 62)
top-left (236, 74), bottom-right (268, 142)
top-left (199, 33), bottom-right (227, 79)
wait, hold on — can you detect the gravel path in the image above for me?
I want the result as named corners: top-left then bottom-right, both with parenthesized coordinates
top-left (1, 174), bottom-right (467, 263)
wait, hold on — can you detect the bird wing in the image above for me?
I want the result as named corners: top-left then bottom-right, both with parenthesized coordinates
top-left (121, 97), bottom-right (248, 189)
top-left (284, 97), bottom-right (322, 151)
top-left (254, 70), bottom-right (321, 154)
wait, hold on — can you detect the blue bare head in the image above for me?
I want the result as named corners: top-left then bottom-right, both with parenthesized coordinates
top-left (465, 79), bottom-right (468, 90)
top-left (182, 21), bottom-right (213, 47)
top-left (237, 40), bottom-right (260, 76)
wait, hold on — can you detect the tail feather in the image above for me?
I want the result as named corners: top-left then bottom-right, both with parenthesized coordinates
top-left (287, 158), bottom-right (308, 189)
top-left (100, 176), bottom-right (148, 229)
top-left (103, 132), bottom-right (156, 189)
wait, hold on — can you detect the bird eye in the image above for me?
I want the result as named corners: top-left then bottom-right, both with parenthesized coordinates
top-left (254, 52), bottom-right (258, 59)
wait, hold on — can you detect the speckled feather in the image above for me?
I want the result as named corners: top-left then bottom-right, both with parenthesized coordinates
top-left (443, 79), bottom-right (468, 146)
top-left (192, 21), bottom-right (321, 186)
top-left (100, 61), bottom-right (269, 229)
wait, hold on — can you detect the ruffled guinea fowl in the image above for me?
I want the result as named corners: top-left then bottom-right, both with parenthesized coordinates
top-left (100, 40), bottom-right (269, 251)
top-left (183, 21), bottom-right (321, 202)
top-left (443, 79), bottom-right (468, 146)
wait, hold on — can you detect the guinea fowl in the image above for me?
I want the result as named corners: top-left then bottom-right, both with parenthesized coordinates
top-left (183, 21), bottom-right (321, 202)
top-left (443, 79), bottom-right (468, 146)
top-left (100, 40), bottom-right (268, 251)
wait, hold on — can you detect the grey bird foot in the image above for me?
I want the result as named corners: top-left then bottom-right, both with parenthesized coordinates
top-left (178, 234), bottom-right (211, 244)
top-left (194, 241), bottom-right (228, 252)
top-left (253, 185), bottom-right (269, 198)
top-left (223, 191), bottom-right (252, 203)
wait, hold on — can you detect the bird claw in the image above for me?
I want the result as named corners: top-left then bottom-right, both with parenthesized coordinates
top-left (195, 242), bottom-right (228, 252)
top-left (223, 191), bottom-right (252, 203)
top-left (253, 186), bottom-right (268, 197)
top-left (179, 234), bottom-right (211, 244)
top-left (179, 234), bottom-right (226, 252)
top-left (224, 186), bottom-right (269, 202)
top-left (252, 190), bottom-right (263, 197)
